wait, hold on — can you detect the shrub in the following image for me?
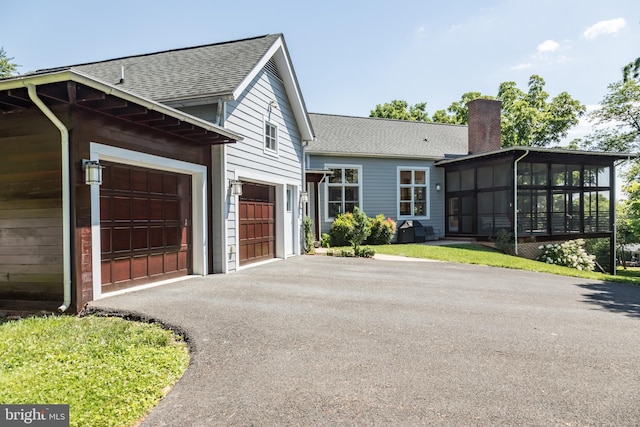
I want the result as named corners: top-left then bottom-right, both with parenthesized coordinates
top-left (355, 246), bottom-right (376, 258)
top-left (303, 216), bottom-right (315, 254)
top-left (367, 214), bottom-right (397, 245)
top-left (329, 207), bottom-right (372, 256)
top-left (492, 229), bottom-right (514, 255)
top-left (329, 212), bottom-right (354, 247)
top-left (320, 233), bottom-right (331, 248)
top-left (537, 239), bottom-right (596, 271)
top-left (350, 207), bottom-right (371, 253)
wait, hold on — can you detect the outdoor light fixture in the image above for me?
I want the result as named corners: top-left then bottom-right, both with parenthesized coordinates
top-left (230, 179), bottom-right (243, 196)
top-left (299, 191), bottom-right (309, 203)
top-left (82, 159), bottom-right (104, 186)
top-left (435, 183), bottom-right (442, 192)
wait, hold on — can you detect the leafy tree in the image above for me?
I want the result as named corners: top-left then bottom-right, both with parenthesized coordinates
top-left (584, 78), bottom-right (640, 153)
top-left (497, 75), bottom-right (586, 147)
top-left (0, 47), bottom-right (18, 77)
top-left (390, 76), bottom-right (586, 147)
top-left (370, 100), bottom-right (430, 122)
top-left (623, 57), bottom-right (640, 82)
top-left (622, 165), bottom-right (640, 238)
top-left (431, 92), bottom-right (493, 124)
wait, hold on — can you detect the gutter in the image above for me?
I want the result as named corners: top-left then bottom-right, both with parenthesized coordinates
top-left (513, 150), bottom-right (530, 256)
top-left (26, 84), bottom-right (72, 313)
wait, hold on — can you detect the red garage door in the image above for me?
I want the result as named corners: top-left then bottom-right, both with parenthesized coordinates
top-left (100, 163), bottom-right (192, 293)
top-left (239, 182), bottom-right (276, 265)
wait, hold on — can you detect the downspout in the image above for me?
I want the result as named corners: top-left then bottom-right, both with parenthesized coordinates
top-left (27, 84), bottom-right (72, 312)
top-left (513, 150), bottom-right (530, 255)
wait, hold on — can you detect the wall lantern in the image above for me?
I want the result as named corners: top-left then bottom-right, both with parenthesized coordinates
top-left (230, 179), bottom-right (243, 196)
top-left (82, 159), bottom-right (104, 186)
top-left (299, 191), bottom-right (309, 203)
top-left (435, 183), bottom-right (442, 192)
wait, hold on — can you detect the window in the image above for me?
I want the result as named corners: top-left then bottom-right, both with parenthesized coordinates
top-left (264, 121), bottom-right (277, 153)
top-left (398, 168), bottom-right (429, 218)
top-left (325, 165), bottom-right (361, 220)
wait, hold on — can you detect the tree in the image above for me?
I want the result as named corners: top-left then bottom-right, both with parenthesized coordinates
top-left (0, 47), bottom-right (18, 77)
top-left (584, 79), bottom-right (640, 153)
top-left (497, 75), bottom-right (586, 147)
top-left (394, 75), bottom-right (585, 147)
top-left (623, 57), bottom-right (640, 82)
top-left (431, 92), bottom-right (493, 124)
top-left (370, 100), bottom-right (430, 122)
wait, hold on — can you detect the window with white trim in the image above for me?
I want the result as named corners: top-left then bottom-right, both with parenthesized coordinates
top-left (264, 121), bottom-right (277, 152)
top-left (398, 168), bottom-right (429, 218)
top-left (326, 165), bottom-right (361, 219)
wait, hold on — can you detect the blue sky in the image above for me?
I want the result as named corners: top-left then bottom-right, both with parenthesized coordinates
top-left (3, 0), bottom-right (639, 142)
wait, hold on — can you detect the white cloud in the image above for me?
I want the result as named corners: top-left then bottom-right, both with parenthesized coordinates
top-left (583, 18), bottom-right (626, 40)
top-left (417, 26), bottom-right (425, 33)
top-left (510, 63), bottom-right (532, 71)
top-left (537, 39), bottom-right (559, 53)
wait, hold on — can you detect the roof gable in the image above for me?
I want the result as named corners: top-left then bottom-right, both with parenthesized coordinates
top-left (307, 113), bottom-right (468, 159)
top-left (57, 34), bottom-right (313, 141)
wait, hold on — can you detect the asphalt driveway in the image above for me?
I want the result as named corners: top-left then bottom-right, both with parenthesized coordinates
top-left (86, 256), bottom-right (640, 426)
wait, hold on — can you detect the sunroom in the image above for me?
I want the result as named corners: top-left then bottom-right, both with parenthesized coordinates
top-left (437, 147), bottom-right (632, 273)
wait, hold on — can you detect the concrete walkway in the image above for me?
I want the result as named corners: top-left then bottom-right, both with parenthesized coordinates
top-left (87, 256), bottom-right (640, 426)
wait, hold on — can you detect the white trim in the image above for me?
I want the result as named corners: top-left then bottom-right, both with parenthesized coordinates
top-left (232, 36), bottom-right (313, 141)
top-left (263, 117), bottom-right (279, 157)
top-left (397, 166), bottom-right (431, 220)
top-left (323, 163), bottom-right (363, 222)
top-left (231, 168), bottom-right (301, 271)
top-left (89, 142), bottom-right (208, 300)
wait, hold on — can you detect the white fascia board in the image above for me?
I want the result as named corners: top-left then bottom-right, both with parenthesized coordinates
top-left (232, 37), bottom-right (314, 142)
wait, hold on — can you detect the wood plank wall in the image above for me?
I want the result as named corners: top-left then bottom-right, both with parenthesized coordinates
top-left (0, 111), bottom-right (63, 312)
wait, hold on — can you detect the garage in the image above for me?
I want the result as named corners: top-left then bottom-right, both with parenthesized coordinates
top-left (239, 182), bottom-right (276, 266)
top-left (100, 162), bottom-right (192, 293)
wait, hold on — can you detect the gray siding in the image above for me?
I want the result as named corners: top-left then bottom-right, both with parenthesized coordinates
top-left (308, 155), bottom-right (446, 237)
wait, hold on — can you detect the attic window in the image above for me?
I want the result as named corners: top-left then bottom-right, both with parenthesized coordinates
top-left (264, 59), bottom-right (282, 80)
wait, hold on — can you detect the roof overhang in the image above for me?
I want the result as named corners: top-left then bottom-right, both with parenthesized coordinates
top-left (305, 168), bottom-right (333, 183)
top-left (233, 35), bottom-right (314, 142)
top-left (0, 70), bottom-right (243, 145)
top-left (305, 150), bottom-right (445, 161)
top-left (435, 146), bottom-right (636, 167)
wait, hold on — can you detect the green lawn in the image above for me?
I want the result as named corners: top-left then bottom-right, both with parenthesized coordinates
top-left (371, 243), bottom-right (640, 286)
top-left (0, 315), bottom-right (189, 427)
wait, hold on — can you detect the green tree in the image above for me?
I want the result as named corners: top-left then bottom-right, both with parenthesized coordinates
top-left (622, 57), bottom-right (640, 82)
top-left (349, 207), bottom-right (371, 255)
top-left (498, 75), bottom-right (586, 147)
top-left (584, 79), bottom-right (640, 153)
top-left (0, 47), bottom-right (18, 77)
top-left (370, 100), bottom-right (431, 122)
top-left (431, 92), bottom-right (493, 124)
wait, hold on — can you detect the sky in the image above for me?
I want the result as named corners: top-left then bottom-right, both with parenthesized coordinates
top-left (2, 0), bottom-right (640, 144)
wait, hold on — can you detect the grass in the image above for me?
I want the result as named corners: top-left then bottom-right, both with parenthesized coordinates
top-left (370, 243), bottom-right (640, 286)
top-left (0, 315), bottom-right (189, 427)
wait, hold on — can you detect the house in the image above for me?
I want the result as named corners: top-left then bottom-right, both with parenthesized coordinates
top-left (0, 34), bottom-right (313, 315)
top-left (307, 99), bottom-right (631, 273)
top-left (306, 112), bottom-right (468, 239)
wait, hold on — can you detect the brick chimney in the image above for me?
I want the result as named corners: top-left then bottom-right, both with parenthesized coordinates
top-left (467, 99), bottom-right (502, 154)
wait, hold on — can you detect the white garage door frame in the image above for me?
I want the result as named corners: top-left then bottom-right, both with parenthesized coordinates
top-left (89, 142), bottom-right (208, 300)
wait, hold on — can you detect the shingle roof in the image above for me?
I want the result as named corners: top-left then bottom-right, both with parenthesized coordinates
top-left (35, 34), bottom-right (281, 102)
top-left (307, 113), bottom-right (469, 159)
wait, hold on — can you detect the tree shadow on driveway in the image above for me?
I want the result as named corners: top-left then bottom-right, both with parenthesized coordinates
top-left (578, 282), bottom-right (640, 319)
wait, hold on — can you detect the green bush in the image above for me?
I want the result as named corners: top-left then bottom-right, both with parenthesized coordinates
top-left (585, 238), bottom-right (610, 271)
top-left (329, 212), bottom-right (354, 247)
top-left (537, 239), bottom-right (595, 271)
top-left (329, 207), bottom-right (372, 256)
top-left (303, 216), bottom-right (315, 254)
top-left (320, 233), bottom-right (331, 248)
top-left (367, 214), bottom-right (397, 245)
top-left (492, 229), bottom-right (514, 255)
